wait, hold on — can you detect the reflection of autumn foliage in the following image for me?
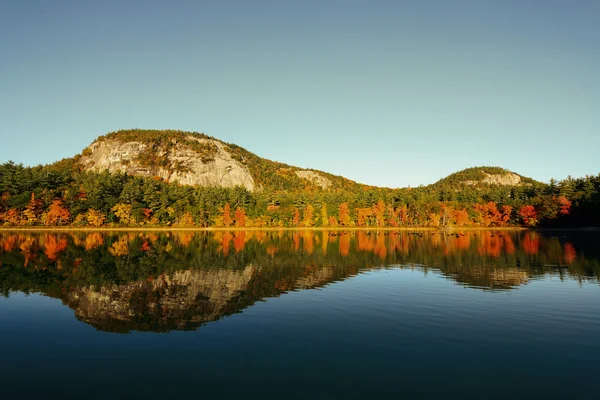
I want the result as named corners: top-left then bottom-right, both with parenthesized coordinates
top-left (375, 233), bottom-right (387, 260)
top-left (19, 237), bottom-right (36, 267)
top-left (0, 230), bottom-right (597, 290)
top-left (522, 232), bottom-right (540, 255)
top-left (234, 231), bottom-right (246, 253)
top-left (2, 235), bottom-right (18, 252)
top-left (221, 232), bottom-right (233, 256)
top-left (303, 230), bottom-right (314, 254)
top-left (84, 233), bottom-right (104, 250)
top-left (141, 241), bottom-right (152, 252)
top-left (563, 243), bottom-right (576, 264)
top-left (455, 234), bottom-right (471, 250)
top-left (109, 236), bottom-right (129, 257)
top-left (503, 235), bottom-right (516, 255)
top-left (339, 233), bottom-right (350, 256)
top-left (176, 232), bottom-right (194, 247)
top-left (479, 232), bottom-right (502, 258)
top-left (44, 235), bottom-right (68, 261)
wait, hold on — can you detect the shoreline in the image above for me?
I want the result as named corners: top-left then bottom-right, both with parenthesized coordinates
top-left (0, 226), bottom-right (570, 232)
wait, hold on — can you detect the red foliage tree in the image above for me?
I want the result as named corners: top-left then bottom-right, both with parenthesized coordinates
top-left (556, 196), bottom-right (572, 215)
top-left (519, 205), bottom-right (538, 226)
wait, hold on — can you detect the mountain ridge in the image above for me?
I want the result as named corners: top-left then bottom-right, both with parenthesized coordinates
top-left (75, 129), bottom-right (539, 190)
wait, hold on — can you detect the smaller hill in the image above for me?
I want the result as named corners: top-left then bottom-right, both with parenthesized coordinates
top-left (432, 166), bottom-right (538, 188)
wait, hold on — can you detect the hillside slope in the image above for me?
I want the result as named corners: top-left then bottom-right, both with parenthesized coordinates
top-left (77, 129), bottom-right (363, 191)
top-left (432, 166), bottom-right (538, 188)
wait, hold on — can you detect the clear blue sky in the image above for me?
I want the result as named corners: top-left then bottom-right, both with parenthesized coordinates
top-left (1, 0), bottom-right (598, 188)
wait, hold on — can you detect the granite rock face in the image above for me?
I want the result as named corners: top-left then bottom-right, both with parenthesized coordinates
top-left (79, 137), bottom-right (256, 190)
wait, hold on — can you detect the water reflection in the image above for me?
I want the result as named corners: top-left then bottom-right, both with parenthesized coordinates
top-left (0, 230), bottom-right (598, 333)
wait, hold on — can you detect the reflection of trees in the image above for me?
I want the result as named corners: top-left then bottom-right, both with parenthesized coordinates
top-left (0, 230), bottom-right (598, 332)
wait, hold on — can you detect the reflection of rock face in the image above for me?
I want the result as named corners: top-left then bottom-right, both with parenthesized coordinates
top-left (65, 266), bottom-right (256, 333)
top-left (448, 267), bottom-right (529, 290)
top-left (295, 267), bottom-right (334, 289)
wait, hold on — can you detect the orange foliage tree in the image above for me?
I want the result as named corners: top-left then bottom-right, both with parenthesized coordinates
top-left (46, 200), bottom-right (71, 226)
top-left (23, 193), bottom-right (42, 225)
top-left (373, 199), bottom-right (386, 227)
top-left (338, 203), bottom-right (351, 226)
top-left (474, 201), bottom-right (502, 227)
top-left (235, 207), bottom-right (246, 227)
top-left (452, 208), bottom-right (470, 227)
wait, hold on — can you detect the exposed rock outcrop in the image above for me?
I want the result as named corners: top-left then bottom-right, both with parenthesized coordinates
top-left (464, 172), bottom-right (523, 186)
top-left (295, 170), bottom-right (332, 189)
top-left (79, 137), bottom-right (256, 190)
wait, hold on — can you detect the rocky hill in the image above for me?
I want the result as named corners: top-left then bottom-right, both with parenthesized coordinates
top-left (77, 129), bottom-right (362, 191)
top-left (432, 166), bottom-right (538, 188)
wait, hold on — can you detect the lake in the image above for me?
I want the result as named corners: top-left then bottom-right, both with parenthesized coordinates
top-left (0, 230), bottom-right (599, 399)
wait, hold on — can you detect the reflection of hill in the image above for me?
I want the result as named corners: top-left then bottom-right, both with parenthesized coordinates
top-left (65, 267), bottom-right (256, 333)
top-left (1, 230), bottom-right (599, 333)
top-left (442, 267), bottom-right (529, 291)
top-left (61, 264), bottom-right (344, 333)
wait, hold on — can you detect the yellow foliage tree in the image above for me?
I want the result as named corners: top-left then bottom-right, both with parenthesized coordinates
top-left (111, 203), bottom-right (136, 225)
top-left (303, 204), bottom-right (314, 227)
top-left (86, 209), bottom-right (106, 227)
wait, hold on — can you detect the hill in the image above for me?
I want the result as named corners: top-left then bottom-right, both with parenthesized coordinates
top-left (77, 129), bottom-right (364, 191)
top-left (432, 166), bottom-right (538, 188)
top-left (1, 128), bottom-right (598, 228)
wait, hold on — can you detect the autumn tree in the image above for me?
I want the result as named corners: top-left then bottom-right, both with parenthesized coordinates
top-left (452, 208), bottom-right (470, 227)
top-left (500, 205), bottom-right (513, 226)
top-left (222, 202), bottom-right (232, 227)
top-left (177, 212), bottom-right (195, 226)
top-left (373, 199), bottom-right (386, 227)
top-left (235, 207), bottom-right (246, 227)
top-left (292, 207), bottom-right (300, 226)
top-left (397, 205), bottom-right (410, 226)
top-left (86, 209), bottom-right (106, 227)
top-left (23, 193), bottom-right (42, 225)
top-left (303, 204), bottom-right (314, 227)
top-left (320, 205), bottom-right (329, 227)
top-left (46, 200), bottom-right (71, 226)
top-left (519, 205), bottom-right (538, 226)
top-left (556, 196), bottom-right (572, 215)
top-left (111, 203), bottom-right (136, 225)
top-left (473, 201), bottom-right (502, 227)
top-left (338, 203), bottom-right (351, 226)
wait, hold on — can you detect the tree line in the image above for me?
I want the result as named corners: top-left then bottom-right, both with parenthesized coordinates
top-left (0, 160), bottom-right (599, 228)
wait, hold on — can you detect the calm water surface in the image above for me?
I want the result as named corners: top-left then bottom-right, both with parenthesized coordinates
top-left (1, 230), bottom-right (599, 399)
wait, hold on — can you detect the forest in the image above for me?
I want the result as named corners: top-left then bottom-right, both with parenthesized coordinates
top-left (0, 153), bottom-right (599, 229)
